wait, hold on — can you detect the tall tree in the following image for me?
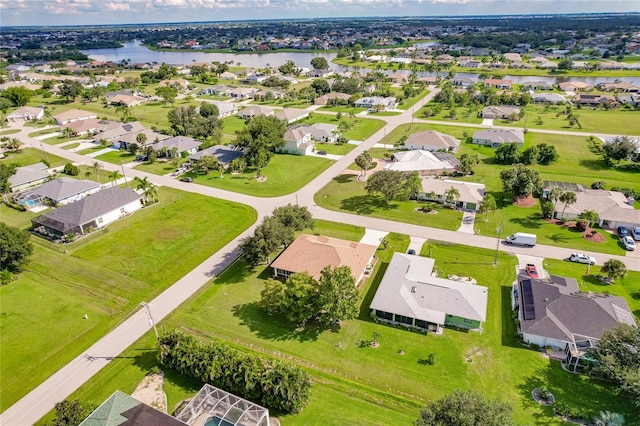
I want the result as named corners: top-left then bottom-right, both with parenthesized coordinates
top-left (548, 186), bottom-right (563, 213)
top-left (494, 142), bottom-right (521, 164)
top-left (354, 151), bottom-right (373, 179)
top-left (199, 102), bottom-right (219, 118)
top-left (499, 164), bottom-right (542, 200)
top-left (559, 191), bottom-right (577, 220)
top-left (155, 86), bottom-right (178, 105)
top-left (92, 161), bottom-right (102, 183)
top-left (416, 390), bottom-right (514, 426)
top-left (272, 204), bottom-right (314, 231)
top-left (0, 222), bottom-right (34, 273)
top-left (603, 136), bottom-right (635, 164)
top-left (481, 193), bottom-right (497, 220)
top-left (0, 162), bottom-right (17, 200)
top-left (317, 265), bottom-right (358, 327)
top-left (234, 115), bottom-right (286, 170)
top-left (365, 170), bottom-right (414, 203)
top-left (133, 176), bottom-right (157, 204)
top-left (600, 259), bottom-right (627, 282)
top-left (310, 57), bottom-right (329, 70)
top-left (578, 210), bottom-right (600, 230)
top-left (59, 80), bottom-right (84, 102)
top-left (2, 86), bottom-right (34, 106)
top-left (45, 399), bottom-right (95, 426)
top-left (444, 186), bottom-right (461, 207)
top-left (262, 273), bottom-right (318, 325)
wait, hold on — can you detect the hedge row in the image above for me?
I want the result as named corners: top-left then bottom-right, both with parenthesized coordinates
top-left (157, 330), bottom-right (311, 414)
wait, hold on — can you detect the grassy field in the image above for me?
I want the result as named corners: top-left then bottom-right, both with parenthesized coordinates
top-left (0, 147), bottom-right (67, 168)
top-left (27, 128), bottom-right (61, 138)
top-left (315, 142), bottom-right (357, 155)
top-left (133, 159), bottom-right (183, 175)
top-left (184, 153), bottom-right (332, 197)
top-left (315, 174), bottom-right (464, 231)
top-left (94, 150), bottom-right (137, 165)
top-left (0, 203), bottom-right (42, 229)
top-left (0, 128), bottom-right (21, 135)
top-left (397, 89), bottom-right (430, 111)
top-left (304, 113), bottom-right (386, 141)
top-left (0, 187), bottom-right (257, 412)
top-left (48, 230), bottom-right (639, 425)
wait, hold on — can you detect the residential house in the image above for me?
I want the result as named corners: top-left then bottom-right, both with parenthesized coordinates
top-left (113, 129), bottom-right (170, 150)
top-left (152, 136), bottom-right (201, 157)
top-left (403, 130), bottom-right (461, 153)
top-left (219, 71), bottom-right (237, 80)
top-left (275, 108), bottom-right (309, 124)
top-left (480, 105), bottom-right (521, 119)
top-left (53, 109), bottom-right (97, 125)
top-left (451, 76), bottom-right (476, 87)
top-left (158, 78), bottom-right (189, 90)
top-left (617, 94), bottom-right (640, 106)
top-left (13, 177), bottom-right (100, 208)
top-left (108, 94), bottom-right (145, 107)
top-left (80, 390), bottom-right (187, 426)
top-left (7, 106), bottom-right (44, 122)
top-left (238, 105), bottom-right (275, 119)
top-left (419, 178), bottom-right (485, 211)
top-left (175, 384), bottom-right (270, 426)
top-left (254, 89), bottom-right (286, 100)
top-left (532, 93), bottom-right (568, 104)
top-left (270, 234), bottom-right (377, 285)
top-left (8, 163), bottom-right (50, 192)
top-left (598, 82), bottom-right (639, 93)
top-left (551, 188), bottom-right (640, 229)
top-left (199, 85), bottom-right (232, 96)
top-left (483, 79), bottom-right (513, 90)
top-left (281, 126), bottom-right (314, 155)
top-left (384, 150), bottom-right (459, 176)
top-left (188, 145), bottom-right (244, 166)
top-left (572, 94), bottom-right (617, 107)
top-left (537, 61), bottom-right (559, 69)
top-left (97, 122), bottom-right (146, 144)
top-left (245, 72), bottom-right (268, 84)
top-left (504, 52), bottom-right (523, 62)
top-left (230, 87), bottom-right (258, 100)
top-left (307, 123), bottom-right (339, 142)
top-left (354, 96), bottom-right (396, 111)
top-left (0, 82), bottom-right (40, 92)
top-left (306, 69), bottom-right (334, 78)
top-left (314, 92), bottom-right (351, 106)
top-left (514, 274), bottom-right (635, 372)
top-left (472, 129), bottom-right (525, 148)
top-left (418, 76), bottom-right (439, 85)
top-left (558, 81), bottom-right (593, 92)
top-left (201, 101), bottom-right (238, 118)
top-left (521, 81), bottom-right (553, 91)
top-left (389, 73), bottom-right (408, 84)
top-left (459, 59), bottom-right (483, 68)
top-left (370, 253), bottom-right (488, 334)
top-left (65, 119), bottom-right (114, 137)
top-left (31, 186), bottom-right (143, 240)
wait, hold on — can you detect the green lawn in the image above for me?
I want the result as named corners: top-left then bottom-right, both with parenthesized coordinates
top-left (0, 128), bottom-right (21, 135)
top-left (304, 113), bottom-right (385, 141)
top-left (94, 150), bottom-right (137, 165)
top-left (319, 105), bottom-right (367, 114)
top-left (222, 116), bottom-right (248, 136)
top-left (185, 154), bottom-right (332, 197)
top-left (76, 145), bottom-right (108, 155)
top-left (0, 203), bottom-right (42, 229)
top-left (0, 148), bottom-right (67, 168)
top-left (50, 231), bottom-right (638, 425)
top-left (133, 159), bottom-right (186, 176)
top-left (517, 105), bottom-right (640, 135)
top-left (0, 187), bottom-right (257, 412)
top-left (27, 128), bottom-right (60, 138)
top-left (315, 142), bottom-right (356, 155)
top-left (397, 90), bottom-right (430, 111)
top-left (314, 174), bottom-right (464, 231)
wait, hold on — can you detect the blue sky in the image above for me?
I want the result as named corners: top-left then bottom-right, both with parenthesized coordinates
top-left (1, 0), bottom-right (637, 27)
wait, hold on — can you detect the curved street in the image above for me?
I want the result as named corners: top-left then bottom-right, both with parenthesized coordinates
top-left (1, 89), bottom-right (638, 425)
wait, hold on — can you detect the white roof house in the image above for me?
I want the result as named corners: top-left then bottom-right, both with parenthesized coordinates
top-left (282, 126), bottom-right (314, 156)
top-left (472, 129), bottom-right (525, 147)
top-left (18, 177), bottom-right (100, 207)
top-left (552, 189), bottom-right (640, 229)
top-left (354, 96), bottom-right (397, 111)
top-left (152, 136), bottom-right (201, 156)
top-left (420, 178), bottom-right (485, 211)
top-left (238, 105), bottom-right (275, 119)
top-left (370, 253), bottom-right (488, 334)
top-left (384, 150), bottom-right (458, 176)
top-left (8, 163), bottom-right (50, 192)
top-left (274, 108), bottom-right (309, 124)
top-left (403, 130), bottom-right (461, 153)
top-left (7, 106), bottom-right (44, 122)
top-left (53, 109), bottom-right (97, 125)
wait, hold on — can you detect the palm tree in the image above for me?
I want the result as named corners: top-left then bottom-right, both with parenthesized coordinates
top-left (547, 186), bottom-right (563, 218)
top-left (92, 161), bottom-right (102, 183)
top-left (134, 176), bottom-right (157, 204)
top-left (601, 259), bottom-right (627, 283)
top-left (593, 411), bottom-right (625, 426)
top-left (481, 193), bottom-right (497, 221)
top-left (444, 186), bottom-right (460, 208)
top-left (559, 191), bottom-right (577, 221)
top-left (578, 210), bottom-right (600, 232)
top-left (354, 151), bottom-right (372, 179)
top-left (108, 170), bottom-right (119, 187)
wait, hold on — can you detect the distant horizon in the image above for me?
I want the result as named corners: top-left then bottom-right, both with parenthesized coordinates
top-left (1, 0), bottom-right (638, 28)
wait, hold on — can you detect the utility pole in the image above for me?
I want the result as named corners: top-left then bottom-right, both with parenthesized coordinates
top-left (119, 159), bottom-right (128, 188)
top-left (39, 142), bottom-right (49, 165)
top-left (140, 302), bottom-right (159, 339)
top-left (494, 221), bottom-right (502, 266)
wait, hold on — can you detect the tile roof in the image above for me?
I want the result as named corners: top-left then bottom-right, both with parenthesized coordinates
top-left (270, 234), bottom-right (377, 282)
top-left (472, 129), bottom-right (525, 145)
top-left (421, 178), bottom-right (485, 204)
top-left (385, 150), bottom-right (458, 173)
top-left (404, 130), bottom-right (461, 150)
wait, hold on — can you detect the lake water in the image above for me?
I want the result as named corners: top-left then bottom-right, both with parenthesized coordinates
top-left (82, 40), bottom-right (638, 85)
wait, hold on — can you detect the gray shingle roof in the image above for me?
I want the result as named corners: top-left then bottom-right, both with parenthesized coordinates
top-left (31, 178), bottom-right (100, 202)
top-left (32, 186), bottom-right (142, 234)
top-left (188, 145), bottom-right (244, 164)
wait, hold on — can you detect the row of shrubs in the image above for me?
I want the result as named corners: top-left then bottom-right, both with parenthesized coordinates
top-left (157, 330), bottom-right (311, 414)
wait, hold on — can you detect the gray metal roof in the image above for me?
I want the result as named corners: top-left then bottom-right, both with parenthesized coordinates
top-left (370, 253), bottom-right (488, 324)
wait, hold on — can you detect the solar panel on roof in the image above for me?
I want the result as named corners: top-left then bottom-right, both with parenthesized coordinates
top-left (520, 279), bottom-right (536, 320)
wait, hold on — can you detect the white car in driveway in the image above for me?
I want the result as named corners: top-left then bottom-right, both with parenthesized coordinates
top-left (569, 253), bottom-right (597, 265)
top-left (622, 236), bottom-right (636, 251)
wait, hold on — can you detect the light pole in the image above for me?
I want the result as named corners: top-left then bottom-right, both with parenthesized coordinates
top-left (140, 302), bottom-right (159, 339)
top-left (494, 221), bottom-right (502, 265)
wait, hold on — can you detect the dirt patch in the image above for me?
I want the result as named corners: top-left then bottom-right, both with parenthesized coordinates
top-left (513, 194), bottom-right (536, 207)
top-left (131, 373), bottom-right (167, 412)
top-left (465, 346), bottom-right (483, 363)
top-left (583, 229), bottom-right (606, 243)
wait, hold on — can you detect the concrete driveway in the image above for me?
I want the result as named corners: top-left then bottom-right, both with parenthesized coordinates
top-left (457, 211), bottom-right (476, 234)
top-left (359, 228), bottom-right (388, 246)
top-left (516, 254), bottom-right (547, 279)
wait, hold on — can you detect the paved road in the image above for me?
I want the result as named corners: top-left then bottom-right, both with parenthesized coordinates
top-left (2, 89), bottom-right (639, 425)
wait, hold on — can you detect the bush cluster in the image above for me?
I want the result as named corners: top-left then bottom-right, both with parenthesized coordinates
top-left (157, 330), bottom-right (311, 414)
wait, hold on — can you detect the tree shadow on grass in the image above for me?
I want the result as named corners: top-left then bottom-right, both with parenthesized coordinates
top-left (341, 195), bottom-right (398, 215)
top-left (231, 302), bottom-right (323, 343)
top-left (210, 259), bottom-right (256, 285)
top-left (333, 174), bottom-right (355, 184)
top-left (547, 233), bottom-right (571, 244)
top-left (500, 285), bottom-right (523, 349)
top-left (508, 213), bottom-right (544, 230)
top-left (358, 261), bottom-right (389, 320)
top-left (578, 158), bottom-right (609, 171)
top-left (630, 292), bottom-right (640, 300)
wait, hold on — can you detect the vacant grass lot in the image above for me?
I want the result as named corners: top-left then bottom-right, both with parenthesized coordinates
top-left (27, 128), bottom-right (60, 138)
top-left (184, 154), bottom-right (332, 197)
top-left (0, 148), bottom-right (67, 168)
top-left (94, 149), bottom-right (137, 165)
top-left (516, 105), bottom-right (640, 135)
top-left (304, 114), bottom-right (386, 141)
top-left (50, 231), bottom-right (638, 425)
top-left (0, 187), bottom-right (256, 412)
top-left (315, 174), bottom-right (463, 230)
top-left (133, 159), bottom-right (187, 176)
top-left (315, 142), bottom-right (357, 155)
top-left (0, 204), bottom-right (41, 229)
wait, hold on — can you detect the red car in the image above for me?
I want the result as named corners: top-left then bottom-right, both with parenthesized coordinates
top-left (525, 264), bottom-right (539, 279)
